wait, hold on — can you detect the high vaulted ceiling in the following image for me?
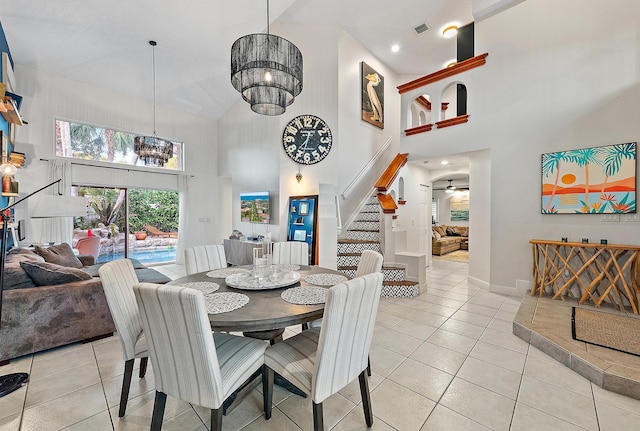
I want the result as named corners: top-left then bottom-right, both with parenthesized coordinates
top-left (0, 0), bottom-right (472, 120)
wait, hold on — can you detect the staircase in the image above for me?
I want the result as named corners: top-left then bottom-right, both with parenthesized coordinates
top-left (337, 196), bottom-right (419, 297)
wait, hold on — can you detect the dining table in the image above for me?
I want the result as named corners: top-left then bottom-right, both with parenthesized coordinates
top-left (168, 264), bottom-right (350, 411)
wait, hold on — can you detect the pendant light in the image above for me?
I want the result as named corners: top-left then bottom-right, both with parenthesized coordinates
top-left (231, 0), bottom-right (303, 116)
top-left (134, 41), bottom-right (174, 167)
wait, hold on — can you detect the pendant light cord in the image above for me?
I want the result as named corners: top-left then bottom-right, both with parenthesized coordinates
top-left (150, 40), bottom-right (157, 137)
top-left (266, 0), bottom-right (270, 35)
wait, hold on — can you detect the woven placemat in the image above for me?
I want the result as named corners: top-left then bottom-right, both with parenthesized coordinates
top-left (179, 281), bottom-right (219, 294)
top-left (274, 264), bottom-right (300, 272)
top-left (304, 273), bottom-right (348, 287)
top-left (204, 292), bottom-right (249, 314)
top-left (572, 307), bottom-right (640, 356)
top-left (281, 286), bottom-right (328, 305)
top-left (206, 268), bottom-right (250, 278)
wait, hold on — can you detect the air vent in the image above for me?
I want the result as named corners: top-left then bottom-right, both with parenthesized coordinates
top-left (413, 22), bottom-right (430, 35)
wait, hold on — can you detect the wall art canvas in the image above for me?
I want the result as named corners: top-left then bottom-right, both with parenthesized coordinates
top-left (541, 142), bottom-right (636, 214)
top-left (450, 194), bottom-right (469, 221)
top-left (361, 62), bottom-right (384, 129)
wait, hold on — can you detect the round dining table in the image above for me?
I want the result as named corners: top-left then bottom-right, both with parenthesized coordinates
top-left (168, 265), bottom-right (348, 335)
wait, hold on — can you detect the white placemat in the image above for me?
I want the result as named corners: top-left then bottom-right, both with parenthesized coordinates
top-left (206, 268), bottom-right (250, 278)
top-left (273, 264), bottom-right (300, 272)
top-left (304, 273), bottom-right (348, 287)
top-left (204, 292), bottom-right (249, 314)
top-left (179, 281), bottom-right (219, 294)
top-left (281, 286), bottom-right (328, 305)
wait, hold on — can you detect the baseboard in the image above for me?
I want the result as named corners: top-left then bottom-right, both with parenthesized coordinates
top-left (489, 283), bottom-right (522, 297)
top-left (468, 276), bottom-right (489, 290)
top-left (515, 279), bottom-right (532, 297)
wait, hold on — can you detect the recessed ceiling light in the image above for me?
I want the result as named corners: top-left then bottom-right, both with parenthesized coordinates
top-left (391, 44), bottom-right (400, 53)
top-left (441, 23), bottom-right (458, 39)
top-left (441, 160), bottom-right (449, 165)
top-left (444, 59), bottom-right (457, 68)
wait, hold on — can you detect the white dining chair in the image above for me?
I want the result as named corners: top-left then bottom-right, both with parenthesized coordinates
top-left (264, 272), bottom-right (383, 431)
top-left (98, 259), bottom-right (148, 417)
top-left (133, 282), bottom-right (269, 431)
top-left (184, 244), bottom-right (227, 275)
top-left (272, 241), bottom-right (309, 265)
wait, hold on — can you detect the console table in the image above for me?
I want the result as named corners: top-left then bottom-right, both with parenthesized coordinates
top-left (223, 239), bottom-right (264, 266)
top-left (530, 240), bottom-right (640, 313)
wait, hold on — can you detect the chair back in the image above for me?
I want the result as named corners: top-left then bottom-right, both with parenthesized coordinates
top-left (354, 250), bottom-right (383, 278)
top-left (184, 244), bottom-right (227, 275)
top-left (272, 241), bottom-right (309, 265)
top-left (76, 236), bottom-right (101, 260)
top-left (134, 282), bottom-right (225, 408)
top-left (312, 272), bottom-right (383, 403)
top-left (98, 259), bottom-right (143, 360)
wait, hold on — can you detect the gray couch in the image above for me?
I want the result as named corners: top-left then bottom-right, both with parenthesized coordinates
top-left (0, 244), bottom-right (170, 363)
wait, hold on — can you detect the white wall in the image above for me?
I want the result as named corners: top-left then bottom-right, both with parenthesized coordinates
top-left (12, 66), bottom-right (221, 248)
top-left (433, 190), bottom-right (470, 227)
top-left (218, 24), bottom-right (403, 247)
top-left (400, 0), bottom-right (640, 293)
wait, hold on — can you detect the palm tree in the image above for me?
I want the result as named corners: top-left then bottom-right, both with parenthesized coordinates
top-left (542, 151), bottom-right (567, 211)
top-left (599, 143), bottom-right (636, 198)
top-left (105, 130), bottom-right (133, 162)
top-left (567, 147), bottom-right (602, 207)
top-left (70, 123), bottom-right (103, 160)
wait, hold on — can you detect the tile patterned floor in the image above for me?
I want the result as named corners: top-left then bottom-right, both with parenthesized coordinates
top-left (1, 260), bottom-right (640, 430)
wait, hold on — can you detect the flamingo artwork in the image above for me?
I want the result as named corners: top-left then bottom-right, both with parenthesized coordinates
top-left (361, 62), bottom-right (384, 128)
top-left (365, 73), bottom-right (383, 122)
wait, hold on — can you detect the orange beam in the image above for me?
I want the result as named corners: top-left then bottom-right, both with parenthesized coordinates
top-left (375, 153), bottom-right (408, 192)
top-left (404, 124), bottom-right (433, 136)
top-left (377, 193), bottom-right (397, 214)
top-left (435, 114), bottom-right (469, 129)
top-left (397, 53), bottom-right (489, 94)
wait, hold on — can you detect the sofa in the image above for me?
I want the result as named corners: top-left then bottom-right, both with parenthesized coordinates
top-left (432, 225), bottom-right (469, 255)
top-left (0, 243), bottom-right (170, 363)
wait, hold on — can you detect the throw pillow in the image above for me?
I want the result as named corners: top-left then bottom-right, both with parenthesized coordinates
top-left (446, 226), bottom-right (461, 236)
top-left (434, 225), bottom-right (446, 237)
top-left (35, 243), bottom-right (83, 268)
top-left (4, 252), bottom-right (45, 290)
top-left (20, 261), bottom-right (92, 286)
top-left (434, 231), bottom-right (442, 240)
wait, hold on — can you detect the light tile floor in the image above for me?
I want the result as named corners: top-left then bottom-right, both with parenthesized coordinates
top-left (2, 260), bottom-right (640, 430)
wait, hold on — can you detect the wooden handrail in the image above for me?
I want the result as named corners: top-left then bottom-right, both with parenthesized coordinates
top-left (404, 124), bottom-right (433, 136)
top-left (397, 53), bottom-right (489, 94)
top-left (375, 153), bottom-right (408, 192)
top-left (377, 193), bottom-right (397, 214)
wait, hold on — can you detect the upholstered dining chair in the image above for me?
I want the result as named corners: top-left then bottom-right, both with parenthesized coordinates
top-left (184, 244), bottom-right (227, 275)
top-left (133, 282), bottom-right (269, 431)
top-left (98, 259), bottom-right (148, 417)
top-left (264, 272), bottom-right (384, 431)
top-left (272, 241), bottom-right (309, 265)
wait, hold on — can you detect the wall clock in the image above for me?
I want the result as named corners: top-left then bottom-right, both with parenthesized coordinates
top-left (282, 114), bottom-right (332, 165)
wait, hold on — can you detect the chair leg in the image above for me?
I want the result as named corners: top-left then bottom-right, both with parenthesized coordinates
top-left (358, 371), bottom-right (374, 427)
top-left (264, 366), bottom-right (274, 420)
top-left (118, 359), bottom-right (135, 417)
top-left (312, 402), bottom-right (324, 431)
top-left (139, 357), bottom-right (148, 378)
top-left (210, 408), bottom-right (223, 431)
top-left (150, 391), bottom-right (167, 431)
top-left (367, 356), bottom-right (371, 377)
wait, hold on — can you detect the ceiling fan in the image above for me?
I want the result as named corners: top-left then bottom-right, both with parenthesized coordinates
top-left (433, 179), bottom-right (470, 192)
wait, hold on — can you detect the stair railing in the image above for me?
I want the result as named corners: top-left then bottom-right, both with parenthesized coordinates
top-left (341, 137), bottom-right (392, 200)
top-left (334, 194), bottom-right (342, 235)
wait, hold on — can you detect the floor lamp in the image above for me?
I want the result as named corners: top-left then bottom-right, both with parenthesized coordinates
top-left (0, 179), bottom-right (86, 397)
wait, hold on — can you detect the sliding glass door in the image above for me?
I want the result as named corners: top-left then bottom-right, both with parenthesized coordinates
top-left (72, 186), bottom-right (179, 264)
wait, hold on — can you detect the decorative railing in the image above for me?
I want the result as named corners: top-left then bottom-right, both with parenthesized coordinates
top-left (397, 53), bottom-right (489, 94)
top-left (375, 153), bottom-right (408, 192)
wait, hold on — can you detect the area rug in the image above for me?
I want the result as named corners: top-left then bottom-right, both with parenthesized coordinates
top-left (432, 250), bottom-right (468, 263)
top-left (571, 307), bottom-right (640, 357)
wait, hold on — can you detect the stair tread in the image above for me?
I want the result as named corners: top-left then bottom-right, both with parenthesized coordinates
top-left (383, 280), bottom-right (418, 286)
top-left (348, 229), bottom-right (380, 232)
top-left (337, 253), bottom-right (369, 257)
top-left (338, 239), bottom-right (379, 244)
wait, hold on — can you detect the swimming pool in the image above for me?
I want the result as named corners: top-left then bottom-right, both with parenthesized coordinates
top-left (97, 248), bottom-right (177, 264)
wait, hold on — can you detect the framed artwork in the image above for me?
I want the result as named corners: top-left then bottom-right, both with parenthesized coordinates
top-left (450, 194), bottom-right (469, 221)
top-left (361, 62), bottom-right (384, 129)
top-left (298, 201), bottom-right (309, 216)
top-left (541, 142), bottom-right (636, 214)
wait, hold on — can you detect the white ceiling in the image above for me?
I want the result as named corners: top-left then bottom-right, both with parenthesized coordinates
top-left (0, 0), bottom-right (472, 120)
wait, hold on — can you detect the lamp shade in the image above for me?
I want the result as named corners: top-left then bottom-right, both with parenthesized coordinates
top-left (29, 195), bottom-right (87, 218)
top-left (231, 33), bottom-right (303, 116)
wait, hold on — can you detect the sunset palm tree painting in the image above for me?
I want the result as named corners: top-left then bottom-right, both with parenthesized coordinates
top-left (541, 142), bottom-right (636, 214)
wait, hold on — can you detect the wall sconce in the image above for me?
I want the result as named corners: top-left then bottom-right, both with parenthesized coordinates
top-left (296, 167), bottom-right (302, 183)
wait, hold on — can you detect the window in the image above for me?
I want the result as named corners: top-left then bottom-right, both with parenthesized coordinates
top-left (55, 119), bottom-right (183, 170)
top-left (432, 199), bottom-right (438, 224)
